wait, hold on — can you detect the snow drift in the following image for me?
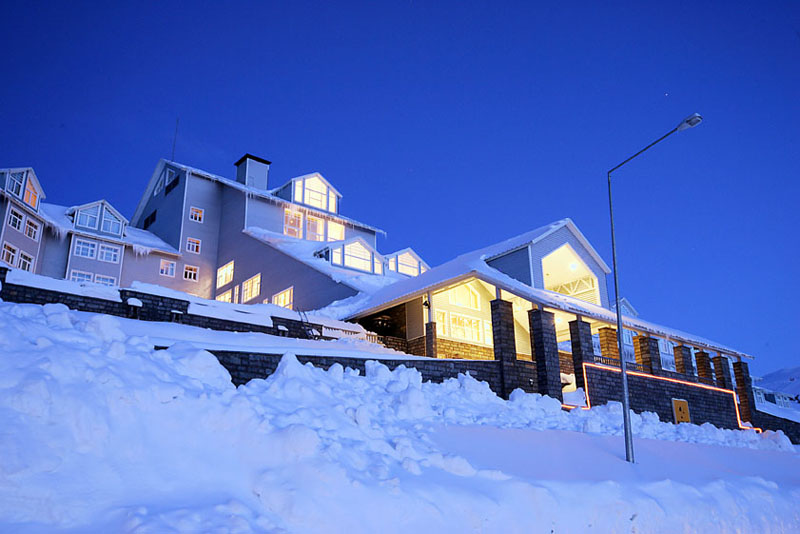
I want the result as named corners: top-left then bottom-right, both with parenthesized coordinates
top-left (0, 301), bottom-right (798, 533)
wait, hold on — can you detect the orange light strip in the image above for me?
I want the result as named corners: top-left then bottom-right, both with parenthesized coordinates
top-left (582, 362), bottom-right (762, 433)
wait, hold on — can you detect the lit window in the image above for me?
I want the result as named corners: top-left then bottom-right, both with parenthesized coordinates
top-left (189, 207), bottom-right (204, 223)
top-left (6, 171), bottom-right (24, 197)
top-left (283, 209), bottom-right (303, 238)
top-left (186, 237), bottom-right (201, 254)
top-left (420, 264), bottom-right (428, 274)
top-left (388, 257), bottom-right (396, 271)
top-left (233, 285), bottom-right (239, 304)
top-left (293, 180), bottom-right (303, 203)
top-left (397, 252), bottom-right (419, 276)
top-left (98, 244), bottom-right (120, 263)
top-left (69, 270), bottom-right (93, 283)
top-left (23, 180), bottom-right (39, 209)
top-left (184, 265), bottom-right (198, 281)
top-left (8, 209), bottom-right (23, 231)
top-left (216, 290), bottom-right (232, 303)
top-left (216, 260), bottom-right (234, 288)
top-left (76, 205), bottom-right (100, 229)
top-left (25, 219), bottom-right (39, 241)
top-left (344, 241), bottom-right (372, 272)
top-left (17, 251), bottom-right (33, 272)
top-left (306, 215), bottom-right (325, 242)
top-left (449, 284), bottom-right (480, 310)
top-left (242, 273), bottom-right (261, 302)
top-left (331, 247), bottom-right (343, 265)
top-left (327, 220), bottom-right (345, 241)
top-left (304, 176), bottom-right (328, 210)
top-left (483, 321), bottom-right (493, 346)
top-left (2, 243), bottom-right (17, 265)
top-left (435, 310), bottom-right (448, 335)
top-left (272, 286), bottom-right (293, 309)
top-left (159, 259), bottom-right (176, 277)
top-left (101, 208), bottom-right (122, 235)
top-left (373, 258), bottom-right (383, 275)
top-left (95, 275), bottom-right (116, 286)
top-left (74, 238), bottom-right (97, 259)
top-left (328, 192), bottom-right (337, 213)
top-left (449, 313), bottom-right (482, 343)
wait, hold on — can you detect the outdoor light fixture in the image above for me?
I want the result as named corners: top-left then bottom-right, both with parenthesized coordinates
top-left (607, 112), bottom-right (703, 464)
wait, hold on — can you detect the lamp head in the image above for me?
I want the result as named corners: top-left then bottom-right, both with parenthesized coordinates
top-left (677, 113), bottom-right (703, 131)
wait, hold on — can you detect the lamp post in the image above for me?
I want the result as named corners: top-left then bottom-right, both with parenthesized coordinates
top-left (608, 112), bottom-right (703, 464)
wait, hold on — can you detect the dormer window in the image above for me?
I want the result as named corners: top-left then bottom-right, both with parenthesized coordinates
top-left (6, 171), bottom-right (24, 197)
top-left (76, 205), bottom-right (100, 229)
top-left (23, 180), bottom-right (39, 209)
top-left (386, 249), bottom-right (428, 277)
top-left (292, 174), bottom-right (339, 213)
top-left (329, 239), bottom-right (383, 274)
top-left (101, 208), bottom-right (123, 235)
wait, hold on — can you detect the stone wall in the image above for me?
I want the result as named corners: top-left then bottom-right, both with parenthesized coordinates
top-left (583, 363), bottom-right (740, 430)
top-left (436, 337), bottom-right (494, 360)
top-left (211, 350), bottom-right (505, 393)
top-left (753, 409), bottom-right (800, 444)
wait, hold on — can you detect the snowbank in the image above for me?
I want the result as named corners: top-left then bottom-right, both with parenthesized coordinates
top-left (0, 301), bottom-right (798, 533)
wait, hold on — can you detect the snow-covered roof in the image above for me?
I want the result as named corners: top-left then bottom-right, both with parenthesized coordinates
top-left (244, 227), bottom-right (404, 294)
top-left (339, 220), bottom-right (752, 360)
top-left (384, 247), bottom-right (430, 270)
top-left (38, 202), bottom-right (178, 255)
top-left (132, 159), bottom-right (385, 235)
top-left (67, 199), bottom-right (130, 225)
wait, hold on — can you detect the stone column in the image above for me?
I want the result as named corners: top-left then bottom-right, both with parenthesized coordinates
top-left (712, 355), bottom-right (734, 390)
top-left (633, 335), bottom-right (662, 374)
top-left (491, 299), bottom-right (517, 398)
top-left (733, 360), bottom-right (756, 424)
top-left (695, 350), bottom-right (714, 385)
top-left (598, 327), bottom-right (619, 360)
top-left (673, 344), bottom-right (696, 378)
top-left (569, 318), bottom-right (594, 390)
top-left (425, 322), bottom-right (437, 359)
top-left (528, 309), bottom-right (563, 402)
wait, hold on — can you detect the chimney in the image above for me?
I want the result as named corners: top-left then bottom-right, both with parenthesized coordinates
top-left (234, 154), bottom-right (272, 190)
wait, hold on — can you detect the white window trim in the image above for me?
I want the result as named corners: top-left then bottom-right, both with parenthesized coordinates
top-left (186, 237), bottom-right (202, 254)
top-left (189, 206), bottom-right (204, 223)
top-left (76, 205), bottom-right (101, 230)
top-left (94, 274), bottom-right (117, 286)
top-left (17, 251), bottom-right (34, 271)
top-left (272, 286), bottom-right (294, 309)
top-left (7, 208), bottom-right (23, 232)
top-left (242, 273), bottom-right (261, 302)
top-left (101, 207), bottom-right (123, 235)
top-left (69, 269), bottom-right (93, 283)
top-left (216, 260), bottom-right (234, 288)
top-left (24, 218), bottom-right (40, 241)
top-left (73, 238), bottom-right (97, 259)
top-left (159, 259), bottom-right (176, 278)
top-left (448, 284), bottom-right (481, 311)
top-left (216, 289), bottom-right (232, 303)
top-left (97, 243), bottom-right (121, 264)
top-left (7, 171), bottom-right (25, 198)
top-left (183, 265), bottom-right (199, 282)
top-left (2, 241), bottom-right (18, 266)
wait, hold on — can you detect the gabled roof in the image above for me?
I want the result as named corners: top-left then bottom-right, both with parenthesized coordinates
top-left (280, 171), bottom-right (342, 198)
top-left (38, 202), bottom-right (178, 255)
top-left (243, 227), bottom-right (403, 294)
top-left (333, 220), bottom-right (751, 360)
top-left (68, 199), bottom-right (130, 225)
top-left (0, 167), bottom-right (46, 202)
top-left (132, 160), bottom-right (384, 235)
top-left (483, 218), bottom-right (611, 274)
top-left (384, 247), bottom-right (429, 266)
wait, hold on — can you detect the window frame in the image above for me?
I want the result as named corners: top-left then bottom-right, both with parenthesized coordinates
top-left (73, 238), bottom-right (97, 259)
top-left (189, 206), bottom-right (204, 223)
top-left (327, 220), bottom-right (345, 242)
top-left (186, 237), bottom-right (202, 254)
top-left (94, 274), bottom-right (116, 287)
top-left (101, 208), bottom-right (123, 235)
top-left (159, 259), bottom-right (176, 278)
top-left (283, 208), bottom-right (303, 239)
top-left (76, 205), bottom-right (101, 230)
top-left (7, 208), bottom-right (23, 232)
top-left (272, 286), bottom-right (294, 309)
top-left (1, 242), bottom-right (17, 265)
top-left (23, 180), bottom-right (39, 209)
top-left (343, 241), bottom-right (373, 272)
top-left (242, 273), bottom-right (261, 302)
top-left (216, 260), bottom-right (234, 288)
top-left (97, 243), bottom-right (121, 264)
top-left (6, 171), bottom-right (24, 197)
top-left (448, 284), bottom-right (481, 311)
top-left (69, 269), bottom-right (93, 283)
top-left (183, 265), bottom-right (199, 282)
top-left (24, 218), bottom-right (40, 241)
top-left (216, 290), bottom-right (232, 303)
top-left (17, 250), bottom-right (34, 272)
top-left (306, 215), bottom-right (325, 242)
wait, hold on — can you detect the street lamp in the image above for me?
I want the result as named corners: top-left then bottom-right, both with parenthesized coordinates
top-left (607, 112), bottom-right (703, 464)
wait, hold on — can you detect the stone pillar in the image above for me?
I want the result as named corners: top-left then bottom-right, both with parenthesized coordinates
top-left (425, 322), bottom-right (437, 359)
top-left (569, 318), bottom-right (594, 390)
top-left (633, 335), bottom-right (662, 374)
top-left (733, 361), bottom-right (756, 424)
top-left (695, 350), bottom-right (714, 385)
top-left (673, 344), bottom-right (695, 378)
top-left (528, 309), bottom-right (563, 402)
top-left (491, 299), bottom-right (517, 398)
top-left (712, 355), bottom-right (734, 390)
top-left (598, 327), bottom-right (619, 360)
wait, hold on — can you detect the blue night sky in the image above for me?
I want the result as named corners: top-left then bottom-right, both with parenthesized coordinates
top-left (1, 1), bottom-right (798, 376)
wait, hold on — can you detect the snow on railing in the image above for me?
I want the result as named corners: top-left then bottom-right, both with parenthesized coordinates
top-left (321, 325), bottom-right (380, 344)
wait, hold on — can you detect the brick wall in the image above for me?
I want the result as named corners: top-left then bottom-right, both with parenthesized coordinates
top-left (584, 363), bottom-right (740, 429)
top-left (437, 337), bottom-right (494, 360)
top-left (753, 409), bottom-right (800, 444)
top-left (407, 336), bottom-right (426, 356)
